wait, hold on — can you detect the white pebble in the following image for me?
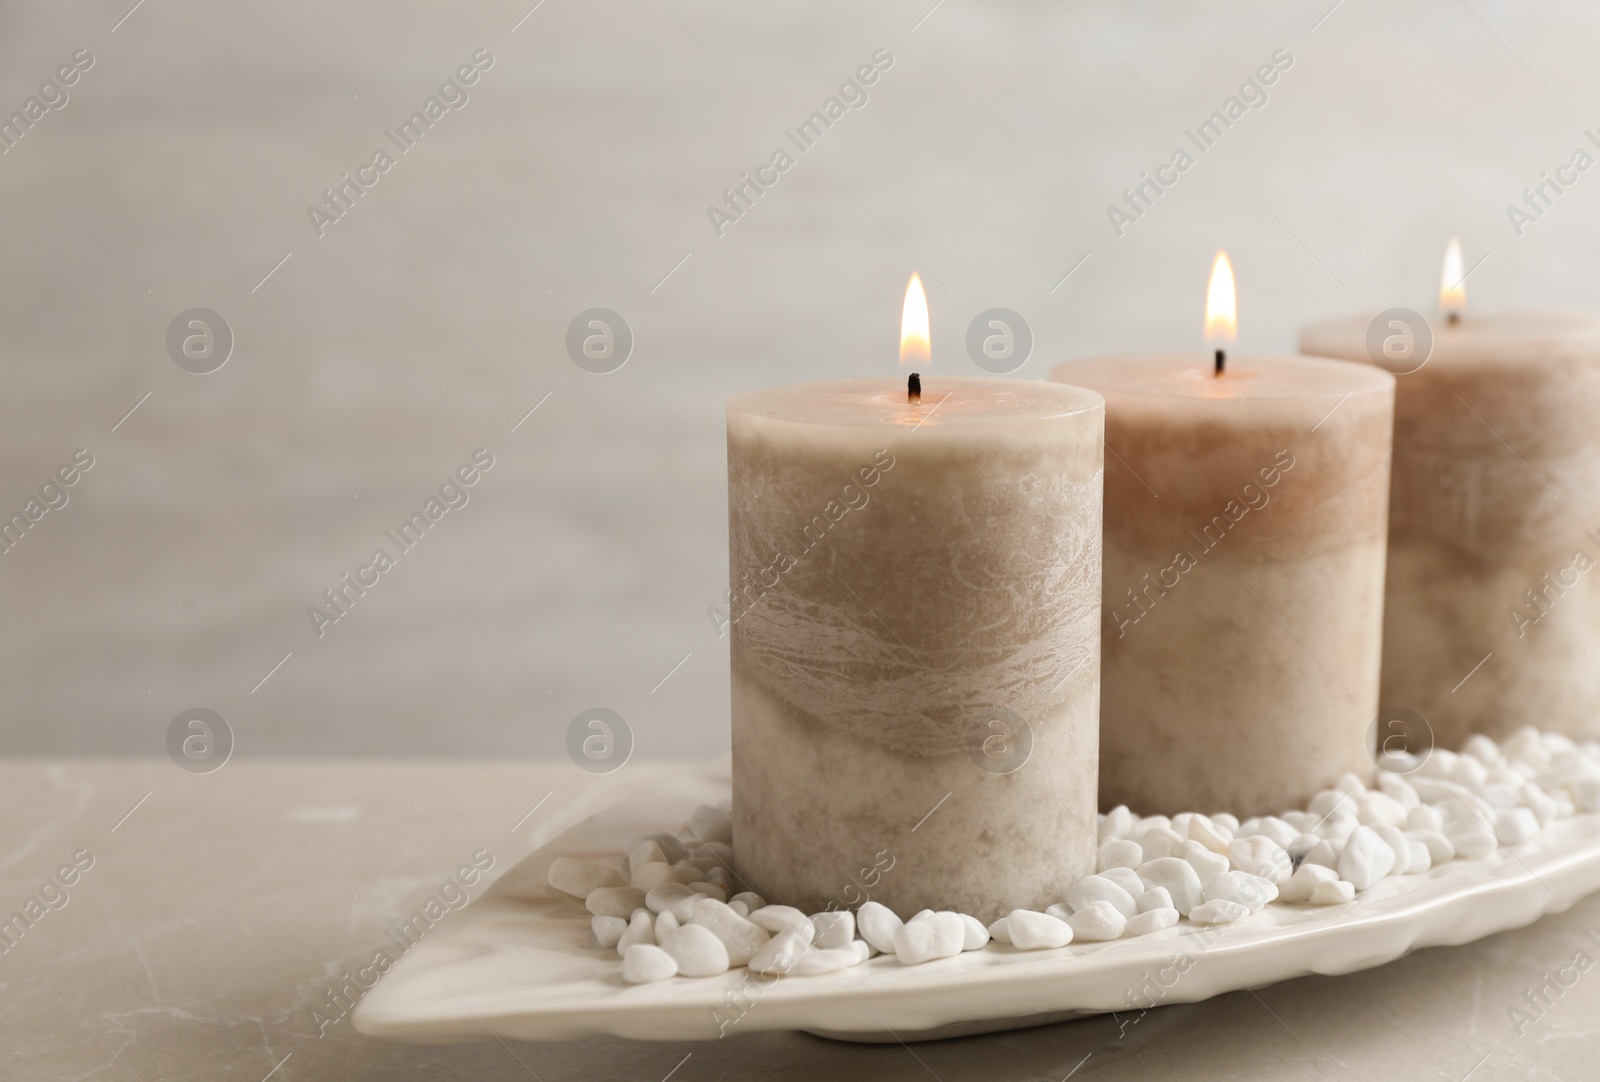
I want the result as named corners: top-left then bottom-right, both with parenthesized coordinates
top-left (618, 908), bottom-right (655, 952)
top-left (1308, 879), bottom-right (1356, 905)
top-left (626, 840), bottom-right (668, 878)
top-left (987, 916), bottom-right (1012, 945)
top-left (1190, 899), bottom-right (1250, 924)
top-left (1504, 727), bottom-right (1549, 769)
top-left (692, 898), bottom-right (769, 965)
top-left (811, 911), bottom-right (855, 950)
top-left (1138, 858), bottom-right (1204, 916)
top-left (1067, 875), bottom-right (1138, 919)
top-left (1281, 811), bottom-right (1319, 833)
top-left (1334, 771), bottom-right (1368, 796)
top-left (1136, 887), bottom-right (1173, 913)
top-left (1319, 817), bottom-right (1358, 845)
top-left (1099, 805), bottom-right (1135, 841)
top-left (1188, 816), bottom-right (1235, 853)
top-left (958, 914), bottom-right (990, 951)
top-left (1228, 836), bottom-right (1292, 883)
top-left (1006, 909), bottom-right (1073, 950)
top-left (794, 946), bottom-right (865, 976)
top-left (1447, 817), bottom-right (1498, 860)
top-left (592, 915), bottom-right (627, 948)
top-left (1338, 826), bottom-right (1397, 890)
top-left (748, 905), bottom-right (814, 939)
top-left (631, 862), bottom-right (677, 891)
top-left (1250, 816), bottom-right (1301, 848)
top-left (1496, 807), bottom-right (1540, 845)
top-left (1126, 907), bottom-right (1180, 936)
top-left (645, 883), bottom-right (700, 920)
top-left (586, 887), bottom-right (646, 918)
top-left (1359, 792), bottom-right (1409, 828)
top-left (1371, 824), bottom-right (1412, 870)
top-left (1097, 839), bottom-right (1143, 871)
top-left (1408, 829), bottom-right (1454, 866)
top-left (729, 891), bottom-right (765, 913)
top-left (1522, 783), bottom-right (1560, 826)
top-left (1136, 826), bottom-right (1185, 860)
top-left (629, 833), bottom-right (688, 865)
top-left (1302, 838), bottom-right (1341, 869)
top-left (1045, 902), bottom-right (1073, 923)
top-left (1450, 756), bottom-right (1489, 787)
top-left (1067, 900), bottom-right (1127, 941)
top-left (689, 880), bottom-right (727, 903)
top-left (668, 860), bottom-right (703, 885)
top-left (1461, 734), bottom-right (1501, 763)
top-left (1203, 871), bottom-right (1278, 911)
top-left (855, 901), bottom-right (902, 955)
top-left (547, 857), bottom-right (624, 899)
top-left (729, 900), bottom-right (748, 917)
top-left (748, 929), bottom-right (810, 976)
top-left (1179, 840), bottom-right (1230, 883)
top-left (660, 924), bottom-right (729, 977)
top-left (655, 910), bottom-right (679, 940)
top-left (1404, 838), bottom-right (1431, 874)
top-left (894, 912), bottom-right (966, 964)
top-left (687, 805), bottom-right (733, 845)
top-left (621, 943), bottom-right (678, 983)
top-left (1308, 789), bottom-right (1357, 822)
top-left (1278, 863), bottom-right (1340, 903)
top-left (1099, 867), bottom-right (1145, 898)
top-left (1376, 773), bottom-right (1420, 809)
top-left (1406, 804), bottom-right (1444, 832)
top-left (1211, 812), bottom-right (1240, 834)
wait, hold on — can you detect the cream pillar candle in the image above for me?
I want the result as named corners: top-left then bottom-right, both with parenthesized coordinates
top-left (1300, 306), bottom-right (1600, 750)
top-left (727, 376), bottom-right (1104, 921)
top-left (1048, 353), bottom-right (1395, 817)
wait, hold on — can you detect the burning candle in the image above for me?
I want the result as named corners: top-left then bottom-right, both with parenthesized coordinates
top-left (1053, 254), bottom-right (1396, 816)
top-left (727, 275), bottom-right (1106, 920)
top-left (1300, 242), bottom-right (1600, 749)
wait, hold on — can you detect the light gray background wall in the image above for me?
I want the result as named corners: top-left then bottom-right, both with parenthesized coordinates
top-left (3, 0), bottom-right (1596, 758)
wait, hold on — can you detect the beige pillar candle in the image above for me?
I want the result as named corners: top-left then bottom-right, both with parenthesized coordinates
top-left (1054, 273), bottom-right (1394, 817)
top-left (1300, 296), bottom-right (1600, 750)
top-left (727, 375), bottom-right (1104, 921)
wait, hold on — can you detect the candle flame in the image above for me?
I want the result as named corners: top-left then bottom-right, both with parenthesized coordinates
top-left (1440, 237), bottom-right (1465, 320)
top-left (1205, 250), bottom-right (1237, 345)
top-left (899, 272), bottom-right (930, 368)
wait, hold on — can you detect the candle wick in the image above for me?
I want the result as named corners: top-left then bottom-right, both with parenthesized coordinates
top-left (1446, 311), bottom-right (1461, 326)
top-left (1214, 349), bottom-right (1226, 377)
top-left (908, 372), bottom-right (921, 402)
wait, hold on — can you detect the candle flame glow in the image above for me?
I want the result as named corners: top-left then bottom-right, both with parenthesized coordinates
top-left (899, 272), bottom-right (930, 368)
top-left (1205, 250), bottom-right (1237, 345)
top-left (1440, 237), bottom-right (1465, 320)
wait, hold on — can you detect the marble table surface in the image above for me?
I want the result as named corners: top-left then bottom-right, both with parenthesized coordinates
top-left (3, 758), bottom-right (1596, 1081)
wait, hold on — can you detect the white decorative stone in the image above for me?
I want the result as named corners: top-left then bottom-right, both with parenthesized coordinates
top-left (654, 910), bottom-right (679, 940)
top-left (1228, 836), bottom-right (1292, 883)
top-left (1179, 840), bottom-right (1230, 883)
top-left (1496, 807), bottom-right (1540, 845)
top-left (1098, 867), bottom-right (1145, 898)
top-left (1308, 879), bottom-right (1356, 905)
top-left (692, 898), bottom-right (769, 966)
top-left (1097, 839), bottom-right (1143, 871)
top-left (1136, 887), bottom-right (1173, 913)
top-left (855, 901), bottom-right (902, 955)
top-left (591, 915), bottom-right (627, 948)
top-left (1277, 863), bottom-right (1339, 903)
top-left (893, 912), bottom-right (966, 965)
top-left (793, 946), bottom-right (864, 975)
top-left (748, 929), bottom-right (810, 977)
top-left (1099, 805), bottom-right (1134, 841)
top-left (1066, 874), bottom-right (1138, 918)
top-left (1338, 826), bottom-right (1397, 890)
top-left (1006, 909), bottom-right (1073, 950)
top-left (586, 887), bottom-right (646, 918)
top-left (1066, 900), bottom-right (1126, 941)
top-left (1203, 871), bottom-right (1278, 911)
top-left (1137, 857), bottom-right (1204, 916)
top-left (660, 923), bottom-right (730, 977)
top-left (618, 908), bottom-right (655, 952)
top-left (1126, 907), bottom-right (1180, 936)
top-left (621, 943), bottom-right (678, 983)
top-left (987, 916), bottom-right (1012, 945)
top-left (1189, 899), bottom-right (1250, 924)
top-left (748, 905), bottom-right (814, 938)
top-left (811, 911), bottom-right (855, 950)
top-left (958, 914), bottom-right (989, 951)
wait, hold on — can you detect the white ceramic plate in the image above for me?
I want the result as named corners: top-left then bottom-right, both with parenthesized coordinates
top-left (354, 758), bottom-right (1600, 1044)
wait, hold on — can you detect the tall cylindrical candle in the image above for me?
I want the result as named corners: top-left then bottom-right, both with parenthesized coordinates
top-left (1050, 355), bottom-right (1395, 817)
top-left (1300, 310), bottom-right (1600, 749)
top-left (727, 376), bottom-right (1104, 921)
